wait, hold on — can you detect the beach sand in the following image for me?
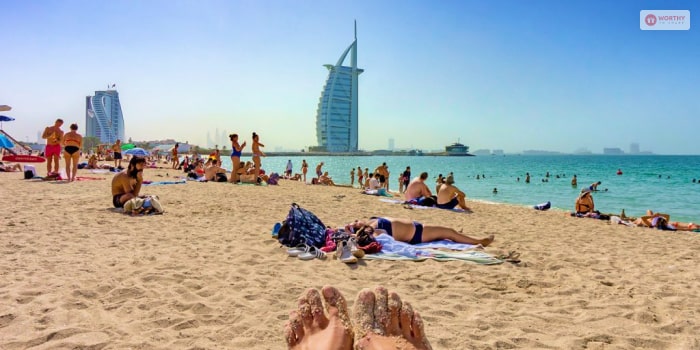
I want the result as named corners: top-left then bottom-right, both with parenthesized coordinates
top-left (1, 168), bottom-right (699, 349)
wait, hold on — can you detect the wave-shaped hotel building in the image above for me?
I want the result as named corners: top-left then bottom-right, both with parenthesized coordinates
top-left (314, 23), bottom-right (363, 152)
top-left (85, 88), bottom-right (125, 144)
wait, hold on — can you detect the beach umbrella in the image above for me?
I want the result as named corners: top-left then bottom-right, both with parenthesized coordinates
top-left (124, 147), bottom-right (149, 157)
top-left (0, 115), bottom-right (14, 129)
top-left (0, 105), bottom-right (11, 112)
top-left (121, 143), bottom-right (135, 150)
top-left (0, 134), bottom-right (14, 148)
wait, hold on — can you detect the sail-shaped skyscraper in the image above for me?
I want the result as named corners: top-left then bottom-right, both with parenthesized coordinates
top-left (315, 22), bottom-right (363, 152)
top-left (85, 88), bottom-right (125, 144)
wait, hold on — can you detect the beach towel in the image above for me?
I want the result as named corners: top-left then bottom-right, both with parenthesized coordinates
top-left (378, 198), bottom-right (470, 213)
top-left (363, 234), bottom-right (502, 264)
top-left (75, 176), bottom-right (105, 181)
top-left (144, 179), bottom-right (187, 186)
top-left (362, 189), bottom-right (394, 197)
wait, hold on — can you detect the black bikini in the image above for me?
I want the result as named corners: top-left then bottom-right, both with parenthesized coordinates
top-left (64, 146), bottom-right (80, 155)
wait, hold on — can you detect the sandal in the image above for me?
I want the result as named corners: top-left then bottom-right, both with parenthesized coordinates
top-left (497, 251), bottom-right (521, 263)
top-left (287, 244), bottom-right (310, 257)
top-left (298, 246), bottom-right (326, 260)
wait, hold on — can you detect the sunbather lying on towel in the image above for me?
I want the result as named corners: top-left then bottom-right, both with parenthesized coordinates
top-left (285, 285), bottom-right (432, 350)
top-left (633, 210), bottom-right (699, 231)
top-left (346, 217), bottom-right (494, 246)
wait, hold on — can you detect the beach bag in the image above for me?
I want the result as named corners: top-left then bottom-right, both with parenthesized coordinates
top-left (277, 203), bottom-right (327, 248)
top-left (267, 172), bottom-right (280, 185)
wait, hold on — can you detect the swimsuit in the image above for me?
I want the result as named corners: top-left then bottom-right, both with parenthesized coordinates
top-left (64, 146), bottom-right (80, 155)
top-left (114, 152), bottom-right (123, 160)
top-left (230, 147), bottom-right (242, 157)
top-left (45, 144), bottom-right (61, 157)
top-left (436, 197), bottom-right (459, 209)
top-left (374, 217), bottom-right (423, 245)
top-left (113, 194), bottom-right (125, 208)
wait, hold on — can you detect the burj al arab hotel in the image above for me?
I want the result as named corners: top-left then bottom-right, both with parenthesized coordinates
top-left (315, 22), bottom-right (364, 152)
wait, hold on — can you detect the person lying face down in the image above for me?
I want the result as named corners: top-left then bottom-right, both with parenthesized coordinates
top-left (347, 217), bottom-right (493, 246)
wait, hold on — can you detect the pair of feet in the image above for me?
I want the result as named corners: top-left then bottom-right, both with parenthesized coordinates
top-left (285, 286), bottom-right (432, 350)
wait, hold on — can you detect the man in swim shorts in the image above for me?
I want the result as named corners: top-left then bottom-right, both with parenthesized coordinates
top-left (111, 157), bottom-right (145, 208)
top-left (112, 139), bottom-right (123, 169)
top-left (436, 175), bottom-right (472, 211)
top-left (404, 172), bottom-right (433, 201)
top-left (41, 118), bottom-right (64, 176)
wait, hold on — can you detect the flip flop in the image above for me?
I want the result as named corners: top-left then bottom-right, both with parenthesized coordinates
top-left (298, 247), bottom-right (326, 261)
top-left (287, 244), bottom-right (310, 257)
top-left (497, 251), bottom-right (521, 263)
top-left (271, 222), bottom-right (282, 237)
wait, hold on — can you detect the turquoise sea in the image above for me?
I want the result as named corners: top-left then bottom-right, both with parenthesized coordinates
top-left (216, 155), bottom-right (700, 223)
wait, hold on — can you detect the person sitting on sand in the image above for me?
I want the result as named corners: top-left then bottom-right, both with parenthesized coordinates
top-left (368, 173), bottom-right (380, 190)
top-left (436, 175), bottom-right (471, 211)
top-left (318, 171), bottom-right (336, 186)
top-left (575, 188), bottom-right (596, 215)
top-left (405, 172), bottom-right (433, 201)
top-left (285, 285), bottom-right (432, 350)
top-left (347, 217), bottom-right (494, 246)
top-left (87, 154), bottom-right (98, 169)
top-left (111, 157), bottom-right (145, 208)
top-left (633, 210), bottom-right (700, 231)
top-left (204, 160), bottom-right (227, 182)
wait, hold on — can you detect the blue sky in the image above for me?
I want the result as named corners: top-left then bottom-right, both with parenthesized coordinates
top-left (1, 0), bottom-right (698, 154)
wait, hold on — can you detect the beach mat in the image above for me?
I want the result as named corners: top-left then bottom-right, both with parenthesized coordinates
top-left (379, 198), bottom-right (470, 213)
top-left (364, 233), bottom-right (502, 265)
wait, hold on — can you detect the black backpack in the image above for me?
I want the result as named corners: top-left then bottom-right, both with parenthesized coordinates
top-left (277, 203), bottom-right (327, 248)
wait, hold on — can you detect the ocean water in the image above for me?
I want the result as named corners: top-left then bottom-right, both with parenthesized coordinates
top-left (215, 155), bottom-right (700, 223)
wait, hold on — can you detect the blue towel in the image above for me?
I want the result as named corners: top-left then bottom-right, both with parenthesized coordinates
top-left (144, 179), bottom-right (187, 186)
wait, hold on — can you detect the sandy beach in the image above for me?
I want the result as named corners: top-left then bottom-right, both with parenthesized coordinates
top-left (1, 167), bottom-right (699, 350)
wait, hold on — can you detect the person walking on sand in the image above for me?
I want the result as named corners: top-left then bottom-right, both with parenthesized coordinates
top-left (228, 133), bottom-right (246, 183)
top-left (112, 139), bottom-right (123, 169)
top-left (170, 143), bottom-right (180, 169)
top-left (301, 159), bottom-right (308, 183)
top-left (357, 166), bottom-right (363, 188)
top-left (251, 132), bottom-right (265, 185)
top-left (62, 123), bottom-right (83, 182)
top-left (41, 118), bottom-right (64, 175)
top-left (350, 167), bottom-right (355, 187)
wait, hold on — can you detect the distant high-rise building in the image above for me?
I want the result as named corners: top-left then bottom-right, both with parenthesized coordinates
top-left (315, 22), bottom-right (363, 152)
top-left (603, 147), bottom-right (624, 155)
top-left (388, 138), bottom-right (395, 151)
top-left (630, 143), bottom-right (640, 154)
top-left (86, 88), bottom-right (125, 144)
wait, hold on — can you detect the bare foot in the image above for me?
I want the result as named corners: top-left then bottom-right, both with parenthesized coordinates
top-left (285, 286), bottom-right (354, 350)
top-left (481, 235), bottom-right (495, 247)
top-left (353, 286), bottom-right (432, 350)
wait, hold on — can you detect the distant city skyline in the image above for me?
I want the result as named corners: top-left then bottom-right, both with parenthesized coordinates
top-left (1, 1), bottom-right (698, 155)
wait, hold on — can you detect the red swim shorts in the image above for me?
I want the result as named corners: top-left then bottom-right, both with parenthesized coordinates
top-left (45, 144), bottom-right (61, 157)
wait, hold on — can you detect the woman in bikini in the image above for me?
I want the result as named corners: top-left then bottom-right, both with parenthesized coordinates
top-left (170, 143), bottom-right (179, 169)
top-left (301, 159), bottom-right (308, 183)
top-left (228, 133), bottom-right (246, 183)
top-left (62, 123), bottom-right (83, 182)
top-left (347, 217), bottom-right (494, 246)
top-left (251, 132), bottom-right (265, 185)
